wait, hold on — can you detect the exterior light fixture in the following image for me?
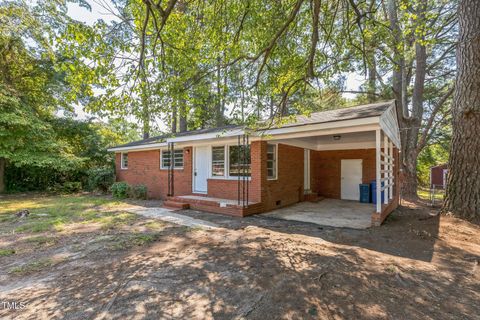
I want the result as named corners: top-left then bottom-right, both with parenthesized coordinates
top-left (333, 135), bottom-right (341, 140)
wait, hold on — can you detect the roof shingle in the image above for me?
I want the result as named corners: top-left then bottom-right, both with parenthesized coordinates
top-left (110, 100), bottom-right (395, 149)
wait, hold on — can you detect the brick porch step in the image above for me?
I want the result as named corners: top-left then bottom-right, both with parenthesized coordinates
top-left (167, 195), bottom-right (262, 217)
top-left (163, 200), bottom-right (190, 210)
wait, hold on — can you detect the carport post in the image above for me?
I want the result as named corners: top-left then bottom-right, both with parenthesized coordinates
top-left (389, 139), bottom-right (393, 200)
top-left (384, 134), bottom-right (389, 205)
top-left (375, 129), bottom-right (381, 213)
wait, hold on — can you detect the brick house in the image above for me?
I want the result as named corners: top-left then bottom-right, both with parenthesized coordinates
top-left (109, 101), bottom-right (401, 226)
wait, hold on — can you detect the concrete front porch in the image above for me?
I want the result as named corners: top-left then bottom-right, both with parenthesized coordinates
top-left (263, 199), bottom-right (374, 229)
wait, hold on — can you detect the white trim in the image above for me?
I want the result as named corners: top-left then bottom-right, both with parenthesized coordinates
top-left (379, 103), bottom-right (401, 148)
top-left (108, 142), bottom-right (167, 152)
top-left (108, 119), bottom-right (381, 153)
top-left (192, 146), bottom-right (210, 194)
top-left (389, 139), bottom-right (393, 200)
top-left (120, 152), bottom-right (128, 170)
top-left (210, 145), bottom-right (227, 178)
top-left (226, 144), bottom-right (252, 180)
top-left (375, 129), bottom-right (381, 213)
top-left (383, 134), bottom-right (389, 205)
top-left (304, 149), bottom-right (311, 190)
top-left (259, 117), bottom-right (380, 136)
top-left (267, 143), bottom-right (278, 180)
top-left (258, 124), bottom-right (380, 142)
top-left (168, 128), bottom-right (245, 143)
top-left (160, 149), bottom-right (184, 170)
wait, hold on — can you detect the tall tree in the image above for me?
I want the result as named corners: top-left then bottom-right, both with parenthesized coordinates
top-left (443, 0), bottom-right (480, 219)
top-left (0, 1), bottom-right (85, 192)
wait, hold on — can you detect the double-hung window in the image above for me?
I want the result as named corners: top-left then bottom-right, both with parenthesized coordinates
top-left (267, 144), bottom-right (277, 179)
top-left (212, 146), bottom-right (225, 177)
top-left (228, 145), bottom-right (251, 177)
top-left (121, 153), bottom-right (128, 169)
top-left (161, 149), bottom-right (184, 169)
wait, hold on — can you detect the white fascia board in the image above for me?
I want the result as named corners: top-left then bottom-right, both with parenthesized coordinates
top-left (257, 117), bottom-right (380, 137)
top-left (107, 142), bottom-right (167, 152)
top-left (166, 128), bottom-right (245, 143)
top-left (256, 123), bottom-right (380, 142)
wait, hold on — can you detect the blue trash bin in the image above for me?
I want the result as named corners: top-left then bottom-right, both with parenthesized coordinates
top-left (359, 184), bottom-right (370, 203)
top-left (370, 180), bottom-right (385, 204)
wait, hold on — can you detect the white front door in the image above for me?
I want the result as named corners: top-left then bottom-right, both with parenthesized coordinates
top-left (193, 146), bottom-right (209, 193)
top-left (341, 159), bottom-right (363, 200)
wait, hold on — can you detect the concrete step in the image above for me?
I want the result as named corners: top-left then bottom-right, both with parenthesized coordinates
top-left (163, 200), bottom-right (190, 210)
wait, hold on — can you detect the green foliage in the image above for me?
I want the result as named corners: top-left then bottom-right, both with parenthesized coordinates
top-left (417, 144), bottom-right (450, 187)
top-left (129, 184), bottom-right (148, 200)
top-left (61, 181), bottom-right (82, 193)
top-left (87, 167), bottom-right (115, 192)
top-left (0, 248), bottom-right (15, 256)
top-left (111, 182), bottom-right (129, 199)
top-left (110, 182), bottom-right (147, 199)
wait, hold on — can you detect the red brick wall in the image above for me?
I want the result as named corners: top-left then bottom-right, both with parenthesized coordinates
top-left (115, 147), bottom-right (192, 199)
top-left (206, 141), bottom-right (264, 203)
top-left (263, 144), bottom-right (304, 211)
top-left (310, 149), bottom-right (376, 199)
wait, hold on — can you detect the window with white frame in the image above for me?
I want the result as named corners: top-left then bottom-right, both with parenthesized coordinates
top-left (212, 146), bottom-right (225, 176)
top-left (267, 144), bottom-right (277, 179)
top-left (121, 153), bottom-right (128, 169)
top-left (161, 149), bottom-right (184, 169)
top-left (228, 145), bottom-right (251, 177)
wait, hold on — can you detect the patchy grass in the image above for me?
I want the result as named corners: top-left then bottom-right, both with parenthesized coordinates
top-left (9, 258), bottom-right (57, 274)
top-left (0, 194), bottom-right (131, 234)
top-left (143, 220), bottom-right (166, 230)
top-left (0, 248), bottom-right (15, 256)
top-left (108, 233), bottom-right (160, 250)
top-left (418, 187), bottom-right (445, 201)
top-left (24, 235), bottom-right (58, 246)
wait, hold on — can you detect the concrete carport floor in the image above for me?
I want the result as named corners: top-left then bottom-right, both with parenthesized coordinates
top-left (263, 198), bottom-right (374, 229)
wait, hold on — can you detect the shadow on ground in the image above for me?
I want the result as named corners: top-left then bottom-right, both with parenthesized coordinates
top-left (0, 203), bottom-right (479, 319)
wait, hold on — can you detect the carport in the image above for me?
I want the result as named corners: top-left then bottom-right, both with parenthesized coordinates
top-left (263, 199), bottom-right (374, 229)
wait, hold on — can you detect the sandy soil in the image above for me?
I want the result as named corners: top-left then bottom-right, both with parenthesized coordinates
top-left (0, 201), bottom-right (479, 319)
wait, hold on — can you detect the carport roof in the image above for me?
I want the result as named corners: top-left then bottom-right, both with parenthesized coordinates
top-left (281, 100), bottom-right (394, 128)
top-left (109, 100), bottom-right (396, 151)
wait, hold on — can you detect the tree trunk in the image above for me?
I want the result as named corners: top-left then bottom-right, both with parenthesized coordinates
top-left (179, 103), bottom-right (187, 132)
top-left (141, 94), bottom-right (150, 139)
top-left (367, 55), bottom-right (376, 102)
top-left (172, 104), bottom-right (177, 133)
top-left (443, 0), bottom-right (480, 219)
top-left (0, 157), bottom-right (5, 193)
top-left (215, 57), bottom-right (225, 127)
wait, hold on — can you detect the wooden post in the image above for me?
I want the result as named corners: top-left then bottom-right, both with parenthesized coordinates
top-left (376, 129), bottom-right (381, 213)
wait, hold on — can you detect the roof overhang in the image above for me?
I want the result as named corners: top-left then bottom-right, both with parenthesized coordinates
top-left (108, 104), bottom-right (402, 152)
top-left (167, 128), bottom-right (245, 143)
top-left (107, 142), bottom-right (167, 152)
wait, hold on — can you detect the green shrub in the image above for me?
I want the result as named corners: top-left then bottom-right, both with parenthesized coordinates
top-left (87, 167), bottom-right (115, 192)
top-left (62, 181), bottom-right (82, 193)
top-left (111, 182), bottom-right (129, 198)
top-left (46, 182), bottom-right (81, 193)
top-left (129, 184), bottom-right (148, 199)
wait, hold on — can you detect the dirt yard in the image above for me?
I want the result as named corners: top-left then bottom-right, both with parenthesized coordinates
top-left (0, 193), bottom-right (479, 319)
